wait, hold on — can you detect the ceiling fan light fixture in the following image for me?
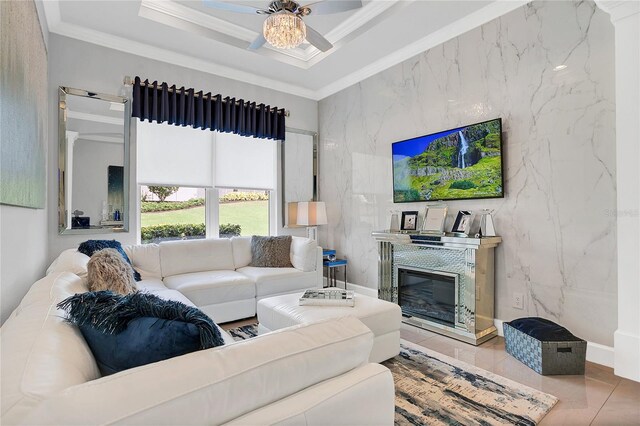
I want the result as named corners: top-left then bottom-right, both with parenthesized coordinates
top-left (263, 11), bottom-right (306, 49)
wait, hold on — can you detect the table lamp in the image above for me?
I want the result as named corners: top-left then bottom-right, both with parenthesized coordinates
top-left (295, 201), bottom-right (327, 241)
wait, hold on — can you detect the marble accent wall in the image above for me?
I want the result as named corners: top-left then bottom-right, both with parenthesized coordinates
top-left (318, 0), bottom-right (616, 346)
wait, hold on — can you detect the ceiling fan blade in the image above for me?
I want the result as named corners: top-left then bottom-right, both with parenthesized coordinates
top-left (248, 33), bottom-right (267, 50)
top-left (305, 25), bottom-right (333, 52)
top-left (202, 0), bottom-right (264, 14)
top-left (302, 0), bottom-right (362, 15)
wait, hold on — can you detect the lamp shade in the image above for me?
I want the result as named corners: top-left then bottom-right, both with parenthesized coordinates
top-left (295, 201), bottom-right (327, 226)
top-left (287, 202), bottom-right (299, 227)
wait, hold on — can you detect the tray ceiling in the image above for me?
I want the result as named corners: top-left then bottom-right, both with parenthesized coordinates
top-left (42, 1), bottom-right (528, 100)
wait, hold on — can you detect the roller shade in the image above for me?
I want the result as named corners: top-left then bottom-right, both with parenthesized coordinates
top-left (137, 121), bottom-right (213, 187)
top-left (214, 132), bottom-right (276, 190)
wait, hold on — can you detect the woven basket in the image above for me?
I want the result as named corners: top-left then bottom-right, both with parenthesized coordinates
top-left (503, 320), bottom-right (586, 375)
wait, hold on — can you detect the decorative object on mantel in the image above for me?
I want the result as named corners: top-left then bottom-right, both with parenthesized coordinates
top-left (202, 0), bottom-right (363, 52)
top-left (421, 204), bottom-right (448, 235)
top-left (478, 208), bottom-right (497, 237)
top-left (451, 210), bottom-right (473, 235)
top-left (389, 210), bottom-right (400, 232)
top-left (293, 201), bottom-right (327, 240)
top-left (228, 325), bottom-right (558, 425)
top-left (400, 211), bottom-right (419, 231)
top-left (132, 77), bottom-right (286, 140)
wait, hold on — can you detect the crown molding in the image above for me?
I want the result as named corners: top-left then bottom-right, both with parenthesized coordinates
top-left (594, 0), bottom-right (640, 22)
top-left (140, 0), bottom-right (255, 42)
top-left (315, 0), bottom-right (530, 100)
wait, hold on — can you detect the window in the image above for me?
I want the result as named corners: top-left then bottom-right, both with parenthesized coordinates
top-left (137, 121), bottom-right (277, 242)
top-left (140, 185), bottom-right (206, 243)
top-left (218, 189), bottom-right (270, 237)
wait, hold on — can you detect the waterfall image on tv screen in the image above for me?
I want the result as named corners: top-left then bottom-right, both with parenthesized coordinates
top-left (392, 118), bottom-right (503, 202)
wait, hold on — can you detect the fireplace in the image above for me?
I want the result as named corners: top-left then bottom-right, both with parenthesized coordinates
top-left (373, 231), bottom-right (502, 345)
top-left (397, 266), bottom-right (458, 326)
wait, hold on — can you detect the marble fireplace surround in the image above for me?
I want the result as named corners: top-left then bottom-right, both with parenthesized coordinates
top-left (319, 0), bottom-right (639, 380)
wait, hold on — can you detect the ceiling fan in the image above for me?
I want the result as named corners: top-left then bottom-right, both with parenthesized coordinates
top-left (203, 0), bottom-right (363, 51)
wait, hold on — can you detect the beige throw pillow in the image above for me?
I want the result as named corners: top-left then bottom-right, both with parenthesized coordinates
top-left (249, 236), bottom-right (293, 268)
top-left (87, 248), bottom-right (137, 295)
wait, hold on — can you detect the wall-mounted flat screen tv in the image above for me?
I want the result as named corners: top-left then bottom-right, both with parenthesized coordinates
top-left (392, 118), bottom-right (503, 202)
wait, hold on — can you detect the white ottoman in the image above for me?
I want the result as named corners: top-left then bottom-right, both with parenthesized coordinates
top-left (257, 292), bottom-right (402, 363)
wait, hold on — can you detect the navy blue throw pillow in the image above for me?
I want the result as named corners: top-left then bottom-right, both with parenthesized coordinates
top-left (58, 291), bottom-right (225, 376)
top-left (78, 240), bottom-right (142, 281)
top-left (78, 319), bottom-right (202, 375)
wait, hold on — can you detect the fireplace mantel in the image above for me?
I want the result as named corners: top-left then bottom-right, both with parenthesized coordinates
top-left (372, 230), bottom-right (501, 345)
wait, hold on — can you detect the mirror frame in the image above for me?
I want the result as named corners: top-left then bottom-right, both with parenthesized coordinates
top-left (58, 86), bottom-right (131, 234)
top-left (281, 128), bottom-right (318, 228)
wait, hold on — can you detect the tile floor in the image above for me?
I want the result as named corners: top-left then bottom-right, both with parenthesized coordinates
top-left (399, 323), bottom-right (640, 425)
top-left (221, 319), bottom-right (640, 425)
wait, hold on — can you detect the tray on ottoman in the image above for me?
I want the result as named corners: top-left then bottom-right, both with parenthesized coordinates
top-left (503, 317), bottom-right (586, 375)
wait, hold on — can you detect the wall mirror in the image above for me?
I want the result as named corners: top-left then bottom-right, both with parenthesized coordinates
top-left (282, 129), bottom-right (318, 228)
top-left (58, 87), bottom-right (130, 234)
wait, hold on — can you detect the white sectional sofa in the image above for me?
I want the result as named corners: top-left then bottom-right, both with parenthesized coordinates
top-left (0, 240), bottom-right (394, 425)
top-left (48, 236), bottom-right (323, 323)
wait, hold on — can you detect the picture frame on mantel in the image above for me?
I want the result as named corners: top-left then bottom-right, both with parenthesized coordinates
top-left (421, 205), bottom-right (448, 234)
top-left (451, 210), bottom-right (473, 236)
top-left (400, 211), bottom-right (419, 231)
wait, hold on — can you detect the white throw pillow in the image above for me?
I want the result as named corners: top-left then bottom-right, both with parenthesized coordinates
top-left (46, 249), bottom-right (90, 278)
top-left (124, 243), bottom-right (162, 280)
top-left (231, 236), bottom-right (252, 269)
top-left (290, 236), bottom-right (317, 272)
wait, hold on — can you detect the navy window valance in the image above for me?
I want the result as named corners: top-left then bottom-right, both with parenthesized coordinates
top-left (132, 77), bottom-right (285, 141)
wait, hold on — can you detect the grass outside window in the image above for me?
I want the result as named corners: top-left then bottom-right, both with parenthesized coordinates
top-left (141, 200), bottom-right (269, 237)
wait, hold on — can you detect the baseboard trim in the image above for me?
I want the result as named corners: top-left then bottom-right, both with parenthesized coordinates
top-left (316, 289), bottom-right (619, 369)
top-left (346, 282), bottom-right (378, 298)
top-left (587, 342), bottom-right (615, 369)
top-left (323, 278), bottom-right (378, 298)
top-left (614, 330), bottom-right (640, 381)
top-left (493, 319), bottom-right (614, 368)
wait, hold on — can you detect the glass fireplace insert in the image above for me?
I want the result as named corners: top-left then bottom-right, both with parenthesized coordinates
top-left (397, 266), bottom-right (458, 326)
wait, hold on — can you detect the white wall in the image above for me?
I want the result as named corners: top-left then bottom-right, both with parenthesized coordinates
top-left (318, 0), bottom-right (617, 347)
top-left (0, 207), bottom-right (48, 324)
top-left (47, 34), bottom-right (318, 262)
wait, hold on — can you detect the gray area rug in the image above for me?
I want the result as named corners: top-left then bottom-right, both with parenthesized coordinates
top-left (227, 324), bottom-right (557, 425)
